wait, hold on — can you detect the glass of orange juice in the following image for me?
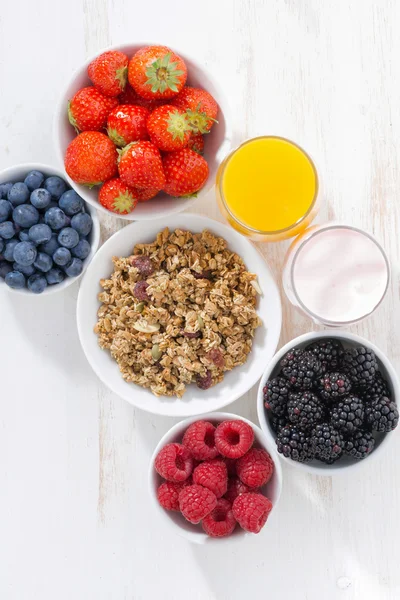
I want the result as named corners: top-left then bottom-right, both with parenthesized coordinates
top-left (216, 136), bottom-right (319, 242)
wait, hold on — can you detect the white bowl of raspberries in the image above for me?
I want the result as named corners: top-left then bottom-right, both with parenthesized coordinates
top-left (149, 413), bottom-right (282, 544)
top-left (54, 43), bottom-right (231, 220)
top-left (257, 331), bottom-right (400, 475)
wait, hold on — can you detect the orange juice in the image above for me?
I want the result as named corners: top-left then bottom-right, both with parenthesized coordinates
top-left (216, 136), bottom-right (319, 241)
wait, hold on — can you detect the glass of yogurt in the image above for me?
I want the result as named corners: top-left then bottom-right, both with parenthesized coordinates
top-left (282, 223), bottom-right (390, 327)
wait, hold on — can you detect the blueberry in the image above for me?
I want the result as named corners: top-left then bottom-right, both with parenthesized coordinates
top-left (24, 170), bottom-right (45, 191)
top-left (59, 190), bottom-right (83, 215)
top-left (71, 238), bottom-right (91, 260)
top-left (46, 268), bottom-right (65, 285)
top-left (19, 229), bottom-right (31, 242)
top-left (5, 271), bottom-right (25, 289)
top-left (13, 204), bottom-right (39, 228)
top-left (64, 257), bottom-right (83, 278)
top-left (29, 224), bottom-right (52, 245)
top-left (45, 207), bottom-right (68, 230)
top-left (4, 240), bottom-right (19, 262)
top-left (27, 273), bottom-right (47, 294)
top-left (58, 227), bottom-right (79, 249)
top-left (0, 261), bottom-right (13, 278)
top-left (0, 199), bottom-right (12, 223)
top-left (13, 262), bottom-right (35, 276)
top-left (44, 176), bottom-right (67, 199)
top-left (34, 252), bottom-right (53, 273)
top-left (0, 239), bottom-right (3, 254)
top-left (53, 247), bottom-right (71, 266)
top-left (30, 188), bottom-right (52, 210)
top-left (13, 241), bottom-right (37, 266)
top-left (8, 182), bottom-right (30, 206)
top-left (0, 221), bottom-right (16, 239)
top-left (39, 233), bottom-right (59, 256)
top-left (0, 183), bottom-right (13, 199)
top-left (71, 212), bottom-right (92, 237)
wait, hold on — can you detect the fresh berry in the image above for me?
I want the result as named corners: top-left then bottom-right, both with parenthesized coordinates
top-left (39, 234), bottom-right (59, 256)
top-left (118, 83), bottom-right (165, 110)
top-left (344, 429), bottom-right (375, 459)
top-left (68, 87), bottom-right (118, 132)
top-left (330, 394), bottom-right (364, 434)
top-left (3, 240), bottom-right (19, 262)
top-left (224, 477), bottom-right (251, 503)
top-left (202, 499), bottom-right (237, 538)
top-left (118, 141), bottom-right (165, 189)
top-left (0, 199), bottom-right (12, 223)
top-left (223, 458), bottom-right (237, 477)
top-left (134, 187), bottom-right (159, 202)
top-left (28, 224), bottom-right (52, 245)
top-left (0, 221), bottom-right (16, 239)
top-left (155, 442), bottom-right (193, 482)
top-left (46, 268), bottom-right (65, 285)
top-left (8, 182), bottom-right (30, 206)
top-left (214, 420), bottom-right (254, 459)
top-left (30, 188), bottom-right (52, 210)
top-left (310, 423), bottom-right (344, 463)
top-left (98, 178), bottom-right (138, 214)
top-left (276, 424), bottom-right (311, 462)
top-left (319, 372), bottom-right (352, 402)
top-left (236, 448), bottom-right (274, 488)
top-left (44, 176), bottom-right (68, 199)
top-left (128, 45), bottom-right (187, 100)
top-left (13, 241), bottom-right (37, 266)
top-left (107, 105), bottom-right (150, 147)
top-left (64, 258), bottom-right (83, 277)
top-left (147, 105), bottom-right (191, 152)
top-left (24, 170), bottom-right (45, 191)
top-left (179, 484), bottom-right (217, 524)
top-left (65, 131), bottom-right (118, 186)
top-left (5, 271), bottom-right (25, 289)
top-left (172, 87), bottom-right (218, 133)
top-left (306, 339), bottom-right (344, 373)
top-left (12, 262), bottom-right (34, 277)
top-left (263, 376), bottom-right (290, 417)
top-left (18, 230), bottom-right (30, 243)
top-left (34, 252), bottom-right (53, 273)
top-left (27, 273), bottom-right (47, 293)
top-left (53, 247), bottom-right (71, 266)
top-left (193, 459), bottom-right (228, 498)
top-left (88, 50), bottom-right (129, 97)
top-left (182, 420), bottom-right (219, 460)
top-left (157, 480), bottom-right (188, 512)
top-left (71, 239), bottom-right (91, 260)
top-left (162, 148), bottom-right (209, 197)
top-left (365, 397), bottom-right (399, 432)
top-left (359, 372), bottom-right (391, 401)
top-left (270, 415), bottom-right (288, 434)
top-left (280, 349), bottom-right (322, 390)
top-left (13, 205), bottom-right (39, 228)
top-left (131, 255), bottom-right (154, 276)
top-left (58, 227), bottom-right (79, 249)
top-left (187, 133), bottom-right (204, 154)
top-left (45, 207), bottom-right (69, 230)
top-left (0, 183), bottom-right (13, 199)
top-left (70, 212), bottom-right (93, 236)
top-left (59, 190), bottom-right (84, 216)
top-left (232, 492), bottom-right (272, 534)
top-left (0, 261), bottom-right (12, 278)
top-left (287, 391), bottom-right (324, 429)
top-left (342, 346), bottom-right (379, 387)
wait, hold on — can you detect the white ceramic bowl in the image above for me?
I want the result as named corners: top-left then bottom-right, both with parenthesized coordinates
top-left (0, 163), bottom-right (100, 296)
top-left (77, 214), bottom-right (282, 416)
top-left (257, 331), bottom-right (400, 475)
top-left (148, 412), bottom-right (283, 544)
top-left (54, 42), bottom-right (232, 221)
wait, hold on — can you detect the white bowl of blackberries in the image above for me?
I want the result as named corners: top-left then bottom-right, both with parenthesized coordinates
top-left (257, 331), bottom-right (399, 474)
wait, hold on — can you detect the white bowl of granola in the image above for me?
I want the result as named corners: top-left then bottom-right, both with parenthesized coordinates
top-left (77, 214), bottom-right (282, 416)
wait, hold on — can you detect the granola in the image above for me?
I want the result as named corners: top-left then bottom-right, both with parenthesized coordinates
top-left (95, 228), bottom-right (262, 398)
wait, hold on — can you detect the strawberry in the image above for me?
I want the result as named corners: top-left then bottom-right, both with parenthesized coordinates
top-left (118, 84), bottom-right (165, 111)
top-left (128, 45), bottom-right (187, 100)
top-left (135, 187), bottom-right (159, 202)
top-left (187, 133), bottom-right (205, 154)
top-left (68, 87), bottom-right (118, 133)
top-left (65, 131), bottom-right (118, 186)
top-left (172, 87), bottom-right (218, 133)
top-left (98, 178), bottom-right (138, 214)
top-left (147, 105), bottom-right (191, 152)
top-left (88, 50), bottom-right (129, 97)
top-left (107, 105), bottom-right (150, 147)
top-left (162, 148), bottom-right (209, 197)
top-left (118, 141), bottom-right (165, 189)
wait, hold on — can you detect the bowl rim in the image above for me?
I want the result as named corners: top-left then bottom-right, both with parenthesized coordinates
top-left (148, 411), bottom-right (283, 544)
top-left (0, 162), bottom-right (100, 296)
top-left (257, 330), bottom-right (400, 475)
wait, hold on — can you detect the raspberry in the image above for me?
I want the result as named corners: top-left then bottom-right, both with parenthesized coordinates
top-left (179, 484), bottom-right (217, 524)
top-left (223, 458), bottom-right (237, 477)
top-left (202, 499), bottom-right (237, 538)
top-left (214, 420), bottom-right (254, 459)
top-left (224, 477), bottom-right (251, 503)
top-left (193, 459), bottom-right (228, 498)
top-left (182, 420), bottom-right (219, 460)
top-left (157, 480), bottom-right (190, 511)
top-left (236, 448), bottom-right (274, 488)
top-left (154, 443), bottom-right (193, 482)
top-left (232, 492), bottom-right (273, 533)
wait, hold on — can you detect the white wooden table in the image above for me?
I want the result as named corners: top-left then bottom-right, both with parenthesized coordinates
top-left (1, 1), bottom-right (399, 599)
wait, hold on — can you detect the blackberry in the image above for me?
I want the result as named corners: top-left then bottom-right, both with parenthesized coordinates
top-left (365, 397), bottom-right (399, 432)
top-left (280, 349), bottom-right (322, 390)
top-left (310, 423), bottom-right (344, 463)
top-left (263, 377), bottom-right (290, 417)
top-left (306, 339), bottom-right (344, 373)
top-left (342, 346), bottom-right (378, 387)
top-left (270, 415), bottom-right (288, 434)
top-left (287, 391), bottom-right (324, 430)
top-left (318, 372), bottom-right (352, 402)
top-left (359, 372), bottom-right (391, 402)
top-left (344, 430), bottom-right (375, 460)
top-left (276, 425), bottom-right (311, 462)
top-left (329, 394), bottom-right (364, 434)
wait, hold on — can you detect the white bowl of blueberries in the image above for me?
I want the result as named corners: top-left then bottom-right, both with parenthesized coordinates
top-left (0, 163), bottom-right (100, 295)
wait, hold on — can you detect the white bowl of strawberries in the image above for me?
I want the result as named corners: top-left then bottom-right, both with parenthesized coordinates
top-left (54, 44), bottom-right (231, 219)
top-left (149, 413), bottom-right (282, 544)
